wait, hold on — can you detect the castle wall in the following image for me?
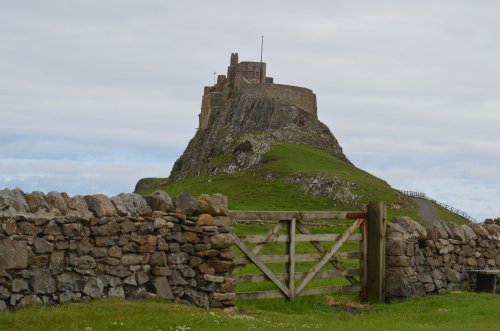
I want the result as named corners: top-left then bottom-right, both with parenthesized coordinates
top-left (240, 83), bottom-right (318, 118)
top-left (199, 92), bottom-right (225, 130)
top-left (0, 188), bottom-right (236, 311)
top-left (235, 62), bottom-right (266, 84)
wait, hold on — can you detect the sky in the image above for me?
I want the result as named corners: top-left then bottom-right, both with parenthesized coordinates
top-left (1, 1), bottom-right (498, 221)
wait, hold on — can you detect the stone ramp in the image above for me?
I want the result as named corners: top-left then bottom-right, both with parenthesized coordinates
top-left (411, 197), bottom-right (440, 223)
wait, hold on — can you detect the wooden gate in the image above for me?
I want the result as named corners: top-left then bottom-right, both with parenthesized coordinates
top-left (230, 202), bottom-right (386, 303)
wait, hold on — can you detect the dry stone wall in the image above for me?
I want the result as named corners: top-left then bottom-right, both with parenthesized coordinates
top-left (386, 217), bottom-right (500, 301)
top-left (0, 188), bottom-right (236, 311)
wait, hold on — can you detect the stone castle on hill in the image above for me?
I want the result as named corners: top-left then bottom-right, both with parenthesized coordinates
top-left (198, 52), bottom-right (318, 130)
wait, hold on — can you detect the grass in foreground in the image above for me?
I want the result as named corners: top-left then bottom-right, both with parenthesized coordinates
top-left (1, 292), bottom-right (499, 331)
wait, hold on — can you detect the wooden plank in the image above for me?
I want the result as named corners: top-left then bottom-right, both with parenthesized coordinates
top-left (361, 218), bottom-right (368, 298)
top-left (229, 211), bottom-right (300, 221)
top-left (288, 218), bottom-right (296, 300)
top-left (230, 210), bottom-right (365, 222)
top-left (236, 290), bottom-right (286, 300)
top-left (234, 252), bottom-right (361, 265)
top-left (299, 211), bottom-right (356, 221)
top-left (296, 221), bottom-right (360, 286)
top-left (236, 284), bottom-right (362, 300)
top-left (366, 201), bottom-right (386, 304)
top-left (294, 218), bottom-right (364, 296)
top-left (237, 269), bottom-right (361, 283)
top-left (233, 236), bottom-right (291, 298)
top-left (346, 212), bottom-right (368, 219)
top-left (239, 233), bottom-right (362, 244)
top-left (300, 284), bottom-right (362, 296)
top-left (231, 220), bottom-right (283, 276)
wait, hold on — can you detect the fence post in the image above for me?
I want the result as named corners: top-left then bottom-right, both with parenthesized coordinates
top-left (366, 201), bottom-right (386, 303)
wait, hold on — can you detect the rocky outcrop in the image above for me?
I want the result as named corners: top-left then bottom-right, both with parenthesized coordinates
top-left (385, 217), bottom-right (500, 301)
top-left (168, 88), bottom-right (350, 183)
top-left (0, 188), bottom-right (235, 311)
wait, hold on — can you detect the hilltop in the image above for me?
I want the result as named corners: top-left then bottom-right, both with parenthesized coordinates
top-left (136, 52), bottom-right (468, 223)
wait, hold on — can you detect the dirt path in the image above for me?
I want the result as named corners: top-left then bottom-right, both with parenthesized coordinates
top-left (411, 197), bottom-right (440, 223)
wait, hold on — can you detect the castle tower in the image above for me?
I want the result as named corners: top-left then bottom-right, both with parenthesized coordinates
top-left (227, 52), bottom-right (239, 82)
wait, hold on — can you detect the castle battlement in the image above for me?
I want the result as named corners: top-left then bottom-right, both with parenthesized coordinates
top-left (198, 52), bottom-right (316, 130)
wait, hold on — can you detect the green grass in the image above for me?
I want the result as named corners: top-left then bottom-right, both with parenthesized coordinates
top-left (138, 144), bottom-right (426, 220)
top-left (1, 292), bottom-right (499, 330)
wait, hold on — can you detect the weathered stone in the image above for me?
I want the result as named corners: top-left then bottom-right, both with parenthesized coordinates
top-left (93, 219), bottom-right (121, 236)
top-left (77, 238), bottom-right (94, 254)
top-left (25, 191), bottom-right (50, 213)
top-left (19, 294), bottom-right (41, 307)
top-left (203, 274), bottom-right (225, 283)
top-left (70, 255), bottom-right (96, 269)
top-left (392, 217), bottom-right (427, 240)
top-left (197, 214), bottom-right (213, 226)
top-left (169, 270), bottom-right (189, 286)
top-left (0, 300), bottom-right (7, 311)
top-left (17, 222), bottom-right (41, 235)
top-left (195, 249), bottom-right (220, 258)
top-left (213, 292), bottom-right (235, 301)
top-left (167, 252), bottom-right (189, 265)
top-left (145, 190), bottom-right (174, 212)
top-left (460, 224), bottom-right (477, 241)
top-left (445, 268), bottom-right (462, 283)
top-left (0, 286), bottom-right (10, 300)
top-left (121, 254), bottom-right (144, 266)
top-left (83, 277), bottom-right (104, 298)
top-left (184, 231), bottom-right (200, 244)
top-left (209, 233), bottom-right (235, 249)
top-left (426, 256), bottom-right (443, 269)
top-left (43, 221), bottom-right (61, 236)
top-left (2, 220), bottom-right (17, 236)
top-left (50, 250), bottom-right (66, 270)
top-left (84, 194), bottom-right (116, 217)
top-left (95, 236), bottom-right (117, 246)
top-left (386, 276), bottom-right (412, 297)
top-left (56, 272), bottom-right (82, 292)
top-left (198, 194), bottom-right (229, 216)
top-left (108, 266), bottom-right (132, 278)
top-left (0, 239), bottom-right (28, 269)
top-left (207, 260), bottom-right (235, 273)
top-left (149, 252), bottom-right (167, 267)
top-left (387, 255), bottom-right (411, 267)
top-left (151, 267), bottom-right (172, 277)
top-left (417, 273), bottom-right (433, 283)
top-left (157, 238), bottom-right (169, 251)
top-left (62, 223), bottom-right (83, 237)
top-left (112, 193), bottom-right (152, 216)
top-left (46, 191), bottom-right (68, 216)
top-left (447, 223), bottom-right (466, 242)
top-left (34, 238), bottom-right (54, 254)
top-left (11, 278), bottom-right (29, 292)
top-left (108, 286), bottom-right (125, 298)
top-left (387, 238), bottom-right (407, 256)
top-left (174, 192), bottom-right (202, 216)
top-left (31, 269), bottom-right (56, 294)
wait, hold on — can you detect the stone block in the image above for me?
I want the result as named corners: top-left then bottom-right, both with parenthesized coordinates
top-left (84, 194), bottom-right (117, 217)
top-left (209, 233), bottom-right (235, 249)
top-left (0, 239), bottom-right (28, 269)
top-left (31, 269), bottom-right (56, 294)
top-left (174, 192), bottom-right (202, 216)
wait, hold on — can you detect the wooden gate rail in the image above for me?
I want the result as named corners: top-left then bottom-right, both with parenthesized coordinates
top-left (230, 203), bottom-right (386, 303)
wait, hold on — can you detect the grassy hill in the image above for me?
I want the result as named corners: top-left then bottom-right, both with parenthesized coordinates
top-left (137, 143), bottom-right (460, 222)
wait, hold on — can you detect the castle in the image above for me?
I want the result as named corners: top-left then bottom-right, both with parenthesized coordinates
top-left (198, 52), bottom-right (317, 130)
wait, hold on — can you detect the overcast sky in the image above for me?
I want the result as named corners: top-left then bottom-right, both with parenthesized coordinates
top-left (1, 1), bottom-right (498, 220)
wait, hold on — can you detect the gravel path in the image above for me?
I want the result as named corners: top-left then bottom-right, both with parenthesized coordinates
top-left (411, 197), bottom-right (440, 223)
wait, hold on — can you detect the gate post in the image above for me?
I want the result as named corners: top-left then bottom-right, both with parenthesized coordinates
top-left (366, 201), bottom-right (386, 303)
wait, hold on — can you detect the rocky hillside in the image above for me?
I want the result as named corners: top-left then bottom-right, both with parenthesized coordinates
top-left (168, 89), bottom-right (350, 183)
